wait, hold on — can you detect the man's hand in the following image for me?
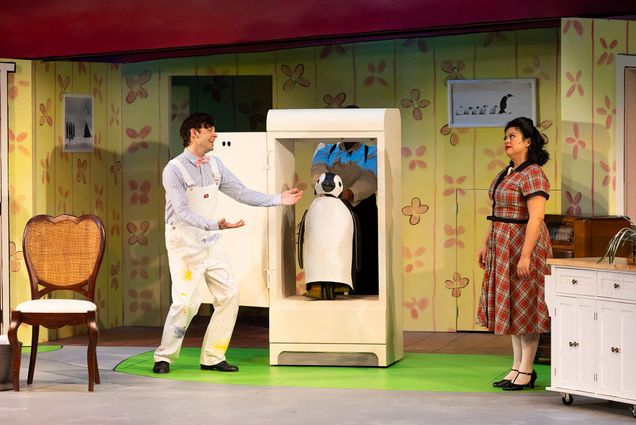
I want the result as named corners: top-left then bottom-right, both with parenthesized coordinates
top-left (218, 218), bottom-right (245, 229)
top-left (281, 188), bottom-right (303, 205)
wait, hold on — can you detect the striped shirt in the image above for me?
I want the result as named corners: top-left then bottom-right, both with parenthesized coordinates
top-left (163, 149), bottom-right (281, 231)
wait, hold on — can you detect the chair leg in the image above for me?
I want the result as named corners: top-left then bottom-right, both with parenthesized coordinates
top-left (27, 326), bottom-right (40, 385)
top-left (87, 313), bottom-right (98, 391)
top-left (8, 312), bottom-right (22, 391)
top-left (94, 350), bottom-right (100, 385)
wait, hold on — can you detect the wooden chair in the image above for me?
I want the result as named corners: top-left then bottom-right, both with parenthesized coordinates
top-left (8, 214), bottom-right (106, 391)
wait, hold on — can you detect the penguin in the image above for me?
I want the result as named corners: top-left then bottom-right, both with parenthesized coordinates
top-left (465, 107), bottom-right (473, 115)
top-left (479, 105), bottom-right (488, 114)
top-left (490, 105), bottom-right (498, 114)
top-left (472, 106), bottom-right (479, 115)
top-left (499, 94), bottom-right (514, 114)
top-left (297, 172), bottom-right (361, 300)
top-left (455, 106), bottom-right (464, 115)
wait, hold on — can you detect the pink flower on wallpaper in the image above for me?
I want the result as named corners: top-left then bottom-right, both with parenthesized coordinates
top-left (128, 288), bottom-right (153, 313)
top-left (445, 272), bottom-right (469, 298)
top-left (75, 159), bottom-right (87, 184)
top-left (403, 245), bottom-right (426, 273)
top-left (563, 19), bottom-right (584, 35)
top-left (281, 64), bottom-right (311, 91)
top-left (402, 38), bottom-right (428, 53)
top-left (40, 152), bottom-right (50, 184)
top-left (110, 103), bottom-right (120, 126)
top-left (94, 184), bottom-right (104, 211)
top-left (484, 146), bottom-right (506, 170)
top-left (57, 136), bottom-right (70, 162)
top-left (38, 98), bottom-right (53, 127)
top-left (92, 74), bottom-right (103, 103)
top-left (364, 61), bottom-right (388, 87)
top-left (130, 256), bottom-right (150, 279)
top-left (596, 95), bottom-right (615, 130)
top-left (323, 92), bottom-right (346, 108)
top-left (125, 71), bottom-right (151, 103)
top-left (402, 145), bottom-right (427, 170)
top-left (57, 185), bottom-right (70, 212)
top-left (482, 32), bottom-right (507, 47)
top-left (319, 44), bottom-right (346, 59)
top-left (9, 241), bottom-right (23, 272)
top-left (126, 125), bottom-right (151, 153)
top-left (8, 74), bottom-right (29, 100)
top-left (77, 63), bottom-right (87, 75)
top-left (129, 179), bottom-right (151, 204)
top-left (440, 124), bottom-right (469, 146)
top-left (600, 160), bottom-right (616, 191)
top-left (111, 210), bottom-right (121, 237)
top-left (171, 98), bottom-right (189, 122)
top-left (8, 129), bottom-right (29, 155)
top-left (565, 123), bottom-right (586, 160)
top-left (400, 88), bottom-right (430, 121)
top-left (57, 74), bottom-right (70, 100)
top-left (127, 221), bottom-right (150, 245)
top-left (110, 261), bottom-right (120, 290)
top-left (442, 175), bottom-right (467, 196)
top-left (441, 60), bottom-right (466, 86)
top-left (9, 185), bottom-right (25, 215)
top-left (295, 271), bottom-right (304, 282)
top-left (522, 55), bottom-right (550, 80)
top-left (537, 120), bottom-right (553, 144)
top-left (110, 153), bottom-right (122, 185)
top-left (238, 100), bottom-right (266, 130)
top-left (96, 288), bottom-right (106, 310)
top-left (565, 191), bottom-right (582, 215)
top-left (403, 297), bottom-right (429, 320)
top-left (401, 197), bottom-right (429, 225)
top-left (598, 38), bottom-right (618, 66)
top-left (443, 224), bottom-right (465, 249)
top-left (202, 77), bottom-right (229, 102)
top-left (565, 70), bottom-right (584, 98)
top-left (110, 64), bottom-right (120, 71)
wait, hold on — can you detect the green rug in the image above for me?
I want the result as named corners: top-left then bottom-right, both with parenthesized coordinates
top-left (23, 345), bottom-right (62, 353)
top-left (115, 348), bottom-right (550, 393)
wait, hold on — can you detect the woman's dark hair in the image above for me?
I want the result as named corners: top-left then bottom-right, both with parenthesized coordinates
top-left (505, 117), bottom-right (549, 166)
top-left (179, 112), bottom-right (215, 148)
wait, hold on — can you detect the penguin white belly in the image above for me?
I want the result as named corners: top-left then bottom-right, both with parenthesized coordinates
top-left (303, 197), bottom-right (354, 287)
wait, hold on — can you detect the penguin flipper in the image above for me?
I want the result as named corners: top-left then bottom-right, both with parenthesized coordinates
top-left (297, 209), bottom-right (308, 269)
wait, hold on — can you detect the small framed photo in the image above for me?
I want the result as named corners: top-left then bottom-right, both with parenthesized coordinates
top-left (448, 79), bottom-right (536, 128)
top-left (63, 94), bottom-right (93, 152)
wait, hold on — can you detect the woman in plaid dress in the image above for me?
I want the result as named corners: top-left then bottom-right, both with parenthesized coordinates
top-left (476, 117), bottom-right (552, 391)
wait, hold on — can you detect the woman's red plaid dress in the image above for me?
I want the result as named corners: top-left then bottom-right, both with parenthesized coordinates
top-left (476, 162), bottom-right (552, 335)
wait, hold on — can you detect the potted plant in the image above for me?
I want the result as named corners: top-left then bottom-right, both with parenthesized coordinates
top-left (599, 225), bottom-right (636, 265)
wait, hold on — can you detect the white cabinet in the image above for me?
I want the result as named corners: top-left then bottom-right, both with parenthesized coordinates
top-left (546, 258), bottom-right (636, 416)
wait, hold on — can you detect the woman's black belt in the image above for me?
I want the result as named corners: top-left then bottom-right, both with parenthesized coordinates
top-left (487, 215), bottom-right (528, 224)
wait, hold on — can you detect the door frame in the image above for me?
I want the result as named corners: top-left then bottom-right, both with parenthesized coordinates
top-left (0, 62), bottom-right (15, 335)
top-left (615, 54), bottom-right (636, 217)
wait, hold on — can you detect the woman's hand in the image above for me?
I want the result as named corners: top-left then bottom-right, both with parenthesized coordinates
top-left (477, 244), bottom-right (488, 270)
top-left (516, 254), bottom-right (531, 277)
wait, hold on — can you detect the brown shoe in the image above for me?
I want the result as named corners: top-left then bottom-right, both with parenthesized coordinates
top-left (152, 361), bottom-right (170, 374)
top-left (200, 361), bottom-right (239, 372)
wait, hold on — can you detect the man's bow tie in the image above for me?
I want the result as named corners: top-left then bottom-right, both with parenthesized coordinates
top-left (195, 157), bottom-right (209, 167)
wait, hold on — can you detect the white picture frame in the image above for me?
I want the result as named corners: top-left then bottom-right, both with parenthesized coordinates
top-left (63, 94), bottom-right (94, 152)
top-left (448, 79), bottom-right (536, 128)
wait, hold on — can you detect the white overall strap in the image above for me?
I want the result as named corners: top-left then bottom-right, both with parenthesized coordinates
top-left (207, 155), bottom-right (222, 185)
top-left (170, 158), bottom-right (195, 187)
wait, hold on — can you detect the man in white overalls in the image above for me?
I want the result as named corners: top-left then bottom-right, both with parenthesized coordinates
top-left (153, 112), bottom-right (302, 374)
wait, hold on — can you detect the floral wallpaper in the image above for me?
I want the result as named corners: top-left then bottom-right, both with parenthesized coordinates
top-left (6, 18), bottom-right (636, 344)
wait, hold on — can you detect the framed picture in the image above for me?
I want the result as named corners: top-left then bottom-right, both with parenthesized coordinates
top-left (448, 79), bottom-right (536, 128)
top-left (63, 94), bottom-right (93, 152)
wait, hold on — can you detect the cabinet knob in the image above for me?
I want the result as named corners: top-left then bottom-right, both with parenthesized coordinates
top-left (611, 347), bottom-right (621, 353)
top-left (571, 279), bottom-right (578, 285)
top-left (613, 282), bottom-right (620, 289)
top-left (569, 341), bottom-right (579, 347)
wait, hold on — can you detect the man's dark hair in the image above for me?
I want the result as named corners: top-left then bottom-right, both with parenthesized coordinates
top-left (180, 112), bottom-right (215, 148)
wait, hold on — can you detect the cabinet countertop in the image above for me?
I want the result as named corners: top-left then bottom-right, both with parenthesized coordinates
top-left (547, 257), bottom-right (636, 272)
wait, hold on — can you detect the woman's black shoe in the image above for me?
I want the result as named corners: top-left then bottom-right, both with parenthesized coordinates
top-left (492, 369), bottom-right (518, 388)
top-left (502, 369), bottom-right (537, 391)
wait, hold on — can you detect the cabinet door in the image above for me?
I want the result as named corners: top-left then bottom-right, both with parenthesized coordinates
top-left (598, 301), bottom-right (636, 398)
top-left (197, 132), bottom-right (270, 307)
top-left (553, 296), bottom-right (596, 392)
